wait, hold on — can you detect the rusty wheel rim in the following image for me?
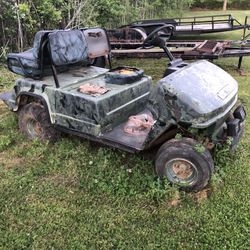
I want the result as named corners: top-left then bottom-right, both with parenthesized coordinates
top-left (165, 158), bottom-right (198, 186)
top-left (27, 118), bottom-right (43, 139)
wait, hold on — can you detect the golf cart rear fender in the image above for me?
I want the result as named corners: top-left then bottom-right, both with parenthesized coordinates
top-left (16, 92), bottom-right (54, 123)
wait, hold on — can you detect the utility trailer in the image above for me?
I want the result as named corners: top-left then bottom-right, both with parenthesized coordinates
top-left (110, 16), bottom-right (250, 69)
top-left (111, 39), bottom-right (250, 69)
top-left (117, 14), bottom-right (250, 37)
top-left (108, 15), bottom-right (250, 50)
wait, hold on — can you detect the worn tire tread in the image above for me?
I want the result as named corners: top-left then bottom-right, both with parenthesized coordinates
top-left (155, 138), bottom-right (214, 191)
top-left (18, 102), bottom-right (60, 142)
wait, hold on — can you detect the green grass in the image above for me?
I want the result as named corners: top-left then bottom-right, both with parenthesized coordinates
top-left (0, 10), bottom-right (250, 250)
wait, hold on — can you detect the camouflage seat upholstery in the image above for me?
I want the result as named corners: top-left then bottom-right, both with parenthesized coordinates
top-left (48, 29), bottom-right (89, 67)
top-left (7, 30), bottom-right (53, 78)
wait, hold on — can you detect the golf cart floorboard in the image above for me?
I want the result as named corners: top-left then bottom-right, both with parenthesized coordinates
top-left (101, 109), bottom-right (152, 151)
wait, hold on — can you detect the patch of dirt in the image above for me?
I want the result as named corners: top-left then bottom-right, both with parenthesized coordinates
top-left (25, 193), bottom-right (38, 203)
top-left (167, 188), bottom-right (211, 206)
top-left (0, 100), bottom-right (5, 107)
top-left (238, 69), bottom-right (250, 76)
top-left (192, 188), bottom-right (211, 203)
top-left (0, 101), bottom-right (9, 119)
top-left (168, 192), bottom-right (181, 207)
top-left (168, 198), bottom-right (181, 207)
top-left (0, 152), bottom-right (24, 169)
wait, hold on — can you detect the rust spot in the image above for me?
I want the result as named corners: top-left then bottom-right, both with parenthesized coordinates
top-left (203, 137), bottom-right (215, 150)
top-left (79, 83), bottom-right (110, 96)
top-left (193, 188), bottom-right (211, 203)
top-left (124, 113), bottom-right (155, 135)
top-left (172, 160), bottom-right (193, 179)
top-left (115, 68), bottom-right (136, 75)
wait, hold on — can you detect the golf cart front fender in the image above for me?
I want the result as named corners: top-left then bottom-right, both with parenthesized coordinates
top-left (0, 91), bottom-right (54, 124)
top-left (0, 91), bottom-right (18, 111)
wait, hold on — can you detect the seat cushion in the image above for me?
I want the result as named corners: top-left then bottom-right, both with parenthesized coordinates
top-left (7, 30), bottom-right (55, 78)
top-left (7, 48), bottom-right (54, 78)
top-left (7, 49), bottom-right (40, 77)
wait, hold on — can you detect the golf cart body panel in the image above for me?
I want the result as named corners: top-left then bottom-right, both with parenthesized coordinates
top-left (149, 60), bottom-right (238, 128)
top-left (52, 73), bottom-right (151, 136)
top-left (5, 66), bottom-right (152, 137)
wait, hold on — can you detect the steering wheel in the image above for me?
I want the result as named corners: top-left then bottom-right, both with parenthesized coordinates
top-left (142, 24), bottom-right (174, 48)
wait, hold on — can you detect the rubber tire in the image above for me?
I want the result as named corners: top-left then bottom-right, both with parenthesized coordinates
top-left (155, 138), bottom-right (214, 192)
top-left (18, 102), bottom-right (60, 142)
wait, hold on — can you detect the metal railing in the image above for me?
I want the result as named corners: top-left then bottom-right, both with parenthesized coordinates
top-left (175, 14), bottom-right (238, 31)
top-left (242, 16), bottom-right (250, 40)
top-left (132, 14), bottom-right (244, 32)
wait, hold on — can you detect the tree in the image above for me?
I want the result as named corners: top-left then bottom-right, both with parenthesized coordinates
top-left (0, 0), bottom-right (194, 59)
top-left (223, 0), bottom-right (228, 10)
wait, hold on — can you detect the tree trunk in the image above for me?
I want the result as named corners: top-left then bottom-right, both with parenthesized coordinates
top-left (16, 0), bottom-right (23, 52)
top-left (223, 0), bottom-right (228, 11)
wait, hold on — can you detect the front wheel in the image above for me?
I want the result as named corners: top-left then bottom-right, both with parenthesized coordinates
top-left (155, 138), bottom-right (214, 191)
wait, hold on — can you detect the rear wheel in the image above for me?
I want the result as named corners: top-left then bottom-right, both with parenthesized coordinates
top-left (18, 102), bottom-right (60, 142)
top-left (155, 138), bottom-right (214, 191)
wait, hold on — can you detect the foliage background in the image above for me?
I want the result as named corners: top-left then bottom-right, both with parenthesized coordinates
top-left (0, 0), bottom-right (194, 56)
top-left (193, 0), bottom-right (250, 9)
top-left (0, 0), bottom-right (249, 57)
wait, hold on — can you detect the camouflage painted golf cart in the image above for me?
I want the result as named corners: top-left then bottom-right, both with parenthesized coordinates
top-left (0, 25), bottom-right (246, 191)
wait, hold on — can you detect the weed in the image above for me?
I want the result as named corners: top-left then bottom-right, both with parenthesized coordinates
top-left (175, 133), bottom-right (182, 139)
top-left (0, 135), bottom-right (12, 151)
top-left (194, 143), bottom-right (206, 154)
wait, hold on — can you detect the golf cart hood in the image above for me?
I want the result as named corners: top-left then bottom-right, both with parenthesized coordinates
top-left (154, 60), bottom-right (238, 128)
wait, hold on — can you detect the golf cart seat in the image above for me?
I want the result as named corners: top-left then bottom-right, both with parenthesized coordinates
top-left (47, 28), bottom-right (111, 87)
top-left (7, 28), bottom-right (111, 79)
top-left (7, 30), bottom-right (54, 78)
top-left (48, 28), bottom-right (111, 66)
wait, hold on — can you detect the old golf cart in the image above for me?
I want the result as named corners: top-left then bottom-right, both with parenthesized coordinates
top-left (0, 25), bottom-right (246, 191)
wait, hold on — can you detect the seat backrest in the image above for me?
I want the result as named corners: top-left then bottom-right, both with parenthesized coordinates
top-left (83, 28), bottom-right (110, 59)
top-left (32, 30), bottom-right (54, 59)
top-left (48, 29), bottom-right (89, 66)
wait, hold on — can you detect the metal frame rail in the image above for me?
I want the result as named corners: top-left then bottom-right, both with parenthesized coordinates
top-left (129, 14), bottom-right (246, 34)
top-left (238, 16), bottom-right (250, 69)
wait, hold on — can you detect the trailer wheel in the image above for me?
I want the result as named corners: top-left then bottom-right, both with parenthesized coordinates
top-left (155, 138), bottom-right (214, 191)
top-left (18, 102), bottom-right (60, 142)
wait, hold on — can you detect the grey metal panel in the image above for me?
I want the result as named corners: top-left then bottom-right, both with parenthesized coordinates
top-left (83, 28), bottom-right (110, 58)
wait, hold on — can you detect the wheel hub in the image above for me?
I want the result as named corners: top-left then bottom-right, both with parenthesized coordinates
top-left (165, 158), bottom-right (198, 186)
top-left (172, 161), bottom-right (193, 179)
